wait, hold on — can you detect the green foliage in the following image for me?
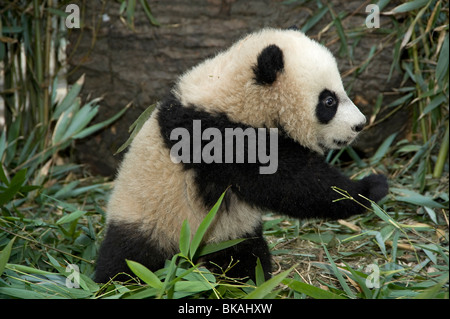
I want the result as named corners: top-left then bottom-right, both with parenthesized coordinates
top-left (114, 103), bottom-right (155, 155)
top-left (283, 278), bottom-right (346, 299)
top-left (120, 190), bottom-right (294, 299)
top-left (0, 0), bottom-right (127, 299)
top-left (118, 192), bottom-right (226, 299)
top-left (117, 0), bottom-right (160, 29)
top-left (0, 0), bottom-right (448, 300)
top-left (0, 2), bottom-right (129, 209)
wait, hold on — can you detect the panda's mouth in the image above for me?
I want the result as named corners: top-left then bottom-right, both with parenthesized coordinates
top-left (333, 139), bottom-right (350, 147)
top-left (317, 138), bottom-right (353, 153)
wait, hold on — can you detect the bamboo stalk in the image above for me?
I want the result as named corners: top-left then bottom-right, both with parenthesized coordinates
top-left (43, 0), bottom-right (53, 129)
top-left (411, 30), bottom-right (428, 145)
top-left (33, 0), bottom-right (43, 85)
top-left (3, 34), bottom-right (14, 127)
top-left (411, 29), bottom-right (433, 176)
top-left (33, 0), bottom-right (45, 148)
top-left (42, 0), bottom-right (54, 152)
top-left (433, 121), bottom-right (449, 178)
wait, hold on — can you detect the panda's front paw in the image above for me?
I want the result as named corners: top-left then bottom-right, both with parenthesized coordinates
top-left (361, 174), bottom-right (389, 203)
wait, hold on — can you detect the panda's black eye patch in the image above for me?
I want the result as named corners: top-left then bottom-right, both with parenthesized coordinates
top-left (316, 89), bottom-right (338, 124)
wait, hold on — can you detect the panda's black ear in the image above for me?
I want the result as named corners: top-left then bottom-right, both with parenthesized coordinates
top-left (253, 44), bottom-right (284, 85)
top-left (287, 25), bottom-right (299, 31)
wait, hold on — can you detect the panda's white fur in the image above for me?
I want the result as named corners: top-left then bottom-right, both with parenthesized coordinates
top-left (95, 28), bottom-right (387, 282)
top-left (107, 114), bottom-right (262, 252)
top-left (175, 28), bottom-right (366, 154)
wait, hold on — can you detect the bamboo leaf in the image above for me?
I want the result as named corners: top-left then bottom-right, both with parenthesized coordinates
top-left (433, 122), bottom-right (449, 178)
top-left (68, 183), bottom-right (108, 198)
top-left (370, 133), bottom-right (397, 165)
top-left (173, 269), bottom-right (217, 295)
top-left (173, 280), bottom-right (216, 295)
top-left (126, 260), bottom-right (163, 289)
top-left (322, 244), bottom-right (356, 298)
top-left (255, 258), bottom-right (266, 286)
top-left (115, 103), bottom-right (154, 155)
top-left (17, 127), bottom-right (38, 164)
top-left (0, 287), bottom-right (51, 299)
top-left (386, 92), bottom-right (414, 107)
top-left (391, 0), bottom-right (429, 13)
top-left (345, 146), bottom-right (366, 168)
top-left (0, 238), bottom-right (16, 276)
top-left (53, 180), bottom-right (80, 199)
top-left (60, 99), bottom-right (101, 141)
top-left (72, 102), bottom-right (130, 140)
top-left (283, 278), bottom-right (346, 299)
top-left (56, 209), bottom-right (87, 225)
top-left (0, 168), bottom-right (27, 206)
top-left (421, 93), bottom-right (447, 116)
top-left (179, 220), bottom-right (190, 257)
top-left (139, 0), bottom-right (160, 26)
top-left (126, 0), bottom-right (136, 28)
top-left (414, 274), bottom-right (449, 299)
top-left (6, 263), bottom-right (57, 276)
top-left (301, 6), bottom-right (328, 33)
top-left (5, 114), bottom-right (21, 166)
top-left (390, 188), bottom-right (447, 209)
top-left (342, 263), bottom-right (374, 299)
top-left (196, 238), bottom-right (247, 257)
top-left (371, 202), bottom-right (402, 229)
top-left (436, 33), bottom-right (449, 83)
top-left (190, 190), bottom-right (227, 260)
top-left (162, 254), bottom-right (179, 299)
top-left (52, 74), bottom-right (85, 120)
top-left (0, 162), bottom-right (9, 186)
top-left (244, 267), bottom-right (292, 299)
top-left (329, 10), bottom-right (348, 57)
top-left (52, 98), bottom-right (81, 145)
top-left (0, 130), bottom-right (7, 166)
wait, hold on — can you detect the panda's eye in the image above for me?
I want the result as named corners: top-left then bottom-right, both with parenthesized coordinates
top-left (324, 96), bottom-right (336, 107)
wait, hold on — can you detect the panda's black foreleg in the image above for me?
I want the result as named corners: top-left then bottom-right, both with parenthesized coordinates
top-left (234, 165), bottom-right (388, 221)
top-left (226, 152), bottom-right (388, 221)
top-left (199, 228), bottom-right (272, 282)
top-left (195, 132), bottom-right (388, 222)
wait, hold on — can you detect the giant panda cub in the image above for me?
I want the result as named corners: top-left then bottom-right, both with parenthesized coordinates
top-left (94, 28), bottom-right (389, 283)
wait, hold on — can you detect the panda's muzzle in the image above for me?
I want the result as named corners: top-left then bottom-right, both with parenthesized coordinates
top-left (333, 139), bottom-right (350, 147)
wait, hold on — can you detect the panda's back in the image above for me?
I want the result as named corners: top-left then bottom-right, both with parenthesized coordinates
top-left (106, 107), bottom-right (263, 253)
top-left (106, 110), bottom-right (201, 251)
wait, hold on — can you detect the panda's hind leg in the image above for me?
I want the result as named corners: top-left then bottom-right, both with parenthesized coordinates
top-left (94, 221), bottom-right (170, 283)
top-left (200, 232), bottom-right (272, 282)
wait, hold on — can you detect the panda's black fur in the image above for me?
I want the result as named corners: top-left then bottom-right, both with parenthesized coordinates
top-left (157, 94), bottom-right (387, 218)
top-left (94, 28), bottom-right (389, 283)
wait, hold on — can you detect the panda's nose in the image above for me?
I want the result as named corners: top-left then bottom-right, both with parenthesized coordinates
top-left (352, 122), bottom-right (365, 132)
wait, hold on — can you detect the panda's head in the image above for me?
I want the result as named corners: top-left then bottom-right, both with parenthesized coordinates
top-left (174, 28), bottom-right (367, 154)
